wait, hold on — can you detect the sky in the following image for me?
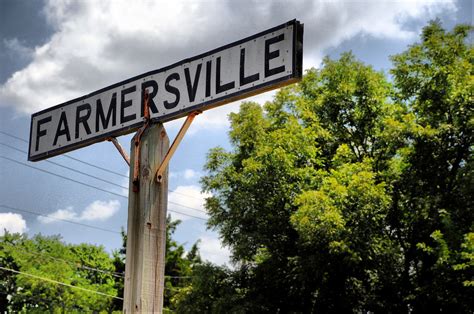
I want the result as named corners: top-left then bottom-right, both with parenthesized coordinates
top-left (0, 0), bottom-right (472, 266)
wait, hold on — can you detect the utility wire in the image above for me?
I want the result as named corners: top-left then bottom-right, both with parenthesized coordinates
top-left (0, 131), bottom-right (208, 211)
top-left (0, 204), bottom-right (121, 234)
top-left (1, 155), bottom-right (208, 220)
top-left (0, 156), bottom-right (208, 219)
top-left (0, 266), bottom-right (123, 300)
top-left (0, 142), bottom-right (127, 190)
top-left (3, 243), bottom-right (124, 278)
top-left (4, 245), bottom-right (193, 280)
top-left (0, 130), bottom-right (127, 178)
top-left (0, 155), bottom-right (127, 198)
top-left (0, 152), bottom-right (207, 216)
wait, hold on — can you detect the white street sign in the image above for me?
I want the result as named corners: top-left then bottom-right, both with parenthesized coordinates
top-left (29, 20), bottom-right (303, 161)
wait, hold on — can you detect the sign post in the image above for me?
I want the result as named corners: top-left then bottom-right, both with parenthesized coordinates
top-left (27, 20), bottom-right (303, 313)
top-left (123, 123), bottom-right (169, 313)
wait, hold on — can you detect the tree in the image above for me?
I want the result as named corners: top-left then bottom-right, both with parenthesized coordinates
top-left (389, 21), bottom-right (473, 311)
top-left (187, 21), bottom-right (473, 312)
top-left (174, 262), bottom-right (247, 313)
top-left (0, 232), bottom-right (118, 312)
top-left (1, 216), bottom-right (201, 312)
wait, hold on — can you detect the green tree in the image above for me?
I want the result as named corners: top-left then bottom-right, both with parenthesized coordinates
top-left (174, 262), bottom-right (247, 313)
top-left (182, 21), bottom-right (473, 312)
top-left (164, 218), bottom-right (201, 311)
top-left (389, 21), bottom-right (473, 311)
top-left (0, 232), bottom-right (118, 313)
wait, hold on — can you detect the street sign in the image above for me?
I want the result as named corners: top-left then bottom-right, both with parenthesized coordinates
top-left (28, 20), bottom-right (303, 161)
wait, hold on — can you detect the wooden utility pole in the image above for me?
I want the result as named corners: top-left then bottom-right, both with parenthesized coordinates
top-left (123, 123), bottom-right (169, 313)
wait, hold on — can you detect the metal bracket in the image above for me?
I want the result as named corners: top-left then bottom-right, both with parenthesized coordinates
top-left (107, 137), bottom-right (130, 166)
top-left (132, 90), bottom-right (151, 192)
top-left (156, 111), bottom-right (200, 183)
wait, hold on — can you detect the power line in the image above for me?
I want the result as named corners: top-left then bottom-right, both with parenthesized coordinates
top-left (0, 155), bottom-right (128, 198)
top-left (0, 156), bottom-right (208, 219)
top-left (1, 144), bottom-right (207, 215)
top-left (4, 244), bottom-right (193, 280)
top-left (0, 129), bottom-right (128, 178)
top-left (3, 243), bottom-right (125, 278)
top-left (0, 142), bottom-right (128, 190)
top-left (0, 266), bottom-right (123, 300)
top-left (0, 129), bottom-right (204, 201)
top-left (0, 204), bottom-right (121, 234)
top-left (3, 140), bottom-right (206, 204)
top-left (0, 134), bottom-right (209, 218)
top-left (0, 130), bottom-right (28, 143)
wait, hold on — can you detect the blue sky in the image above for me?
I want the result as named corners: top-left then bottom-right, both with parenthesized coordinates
top-left (0, 0), bottom-right (472, 265)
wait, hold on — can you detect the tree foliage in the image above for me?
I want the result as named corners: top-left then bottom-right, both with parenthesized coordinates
top-left (0, 232), bottom-right (117, 313)
top-left (187, 21), bottom-right (473, 312)
top-left (0, 216), bottom-right (201, 312)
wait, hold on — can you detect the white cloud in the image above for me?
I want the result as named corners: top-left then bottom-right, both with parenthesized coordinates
top-left (80, 200), bottom-right (120, 221)
top-left (38, 206), bottom-right (77, 223)
top-left (183, 169), bottom-right (198, 180)
top-left (168, 185), bottom-right (210, 221)
top-left (0, 213), bottom-right (27, 235)
top-left (170, 168), bottom-right (201, 180)
top-left (3, 38), bottom-right (34, 60)
top-left (0, 0), bottom-right (456, 120)
top-left (38, 199), bottom-right (120, 224)
top-left (199, 234), bottom-right (231, 266)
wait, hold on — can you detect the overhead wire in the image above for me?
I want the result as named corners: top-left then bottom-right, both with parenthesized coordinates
top-left (0, 155), bottom-right (208, 220)
top-left (0, 130), bottom-right (208, 210)
top-left (2, 243), bottom-right (125, 278)
top-left (0, 130), bottom-right (127, 178)
top-left (5, 245), bottom-right (193, 280)
top-left (0, 204), bottom-right (121, 234)
top-left (2, 233), bottom-right (194, 280)
top-left (0, 155), bottom-right (128, 198)
top-left (0, 142), bottom-right (128, 190)
top-left (0, 266), bottom-right (123, 300)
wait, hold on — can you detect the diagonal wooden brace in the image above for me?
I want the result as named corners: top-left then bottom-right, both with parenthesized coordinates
top-left (107, 137), bottom-right (130, 166)
top-left (155, 111), bottom-right (200, 183)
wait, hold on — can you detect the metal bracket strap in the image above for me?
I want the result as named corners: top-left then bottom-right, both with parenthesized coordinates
top-left (155, 111), bottom-right (200, 183)
top-left (132, 90), bottom-right (151, 192)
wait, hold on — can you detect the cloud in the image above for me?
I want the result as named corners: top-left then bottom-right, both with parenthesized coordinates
top-left (170, 168), bottom-right (201, 180)
top-left (198, 234), bottom-right (231, 266)
top-left (168, 185), bottom-right (210, 221)
top-left (0, 213), bottom-right (27, 235)
top-left (2, 38), bottom-right (34, 60)
top-left (80, 199), bottom-right (120, 221)
top-left (38, 206), bottom-right (77, 223)
top-left (38, 199), bottom-right (120, 223)
top-left (0, 0), bottom-right (456, 119)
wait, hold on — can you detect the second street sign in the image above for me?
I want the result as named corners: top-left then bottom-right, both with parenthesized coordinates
top-left (29, 20), bottom-right (303, 161)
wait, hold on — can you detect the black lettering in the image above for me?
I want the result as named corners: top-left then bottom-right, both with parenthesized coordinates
top-left (53, 111), bottom-right (71, 146)
top-left (96, 93), bottom-right (117, 132)
top-left (205, 60), bottom-right (212, 98)
top-left (265, 34), bottom-right (285, 77)
top-left (216, 56), bottom-right (235, 94)
top-left (184, 64), bottom-right (202, 102)
top-left (121, 86), bottom-right (137, 124)
top-left (35, 116), bottom-right (51, 151)
top-left (75, 104), bottom-right (92, 139)
top-left (240, 48), bottom-right (260, 86)
top-left (141, 80), bottom-right (159, 116)
top-left (164, 73), bottom-right (180, 109)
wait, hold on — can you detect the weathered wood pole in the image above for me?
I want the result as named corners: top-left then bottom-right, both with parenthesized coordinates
top-left (123, 123), bottom-right (169, 313)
